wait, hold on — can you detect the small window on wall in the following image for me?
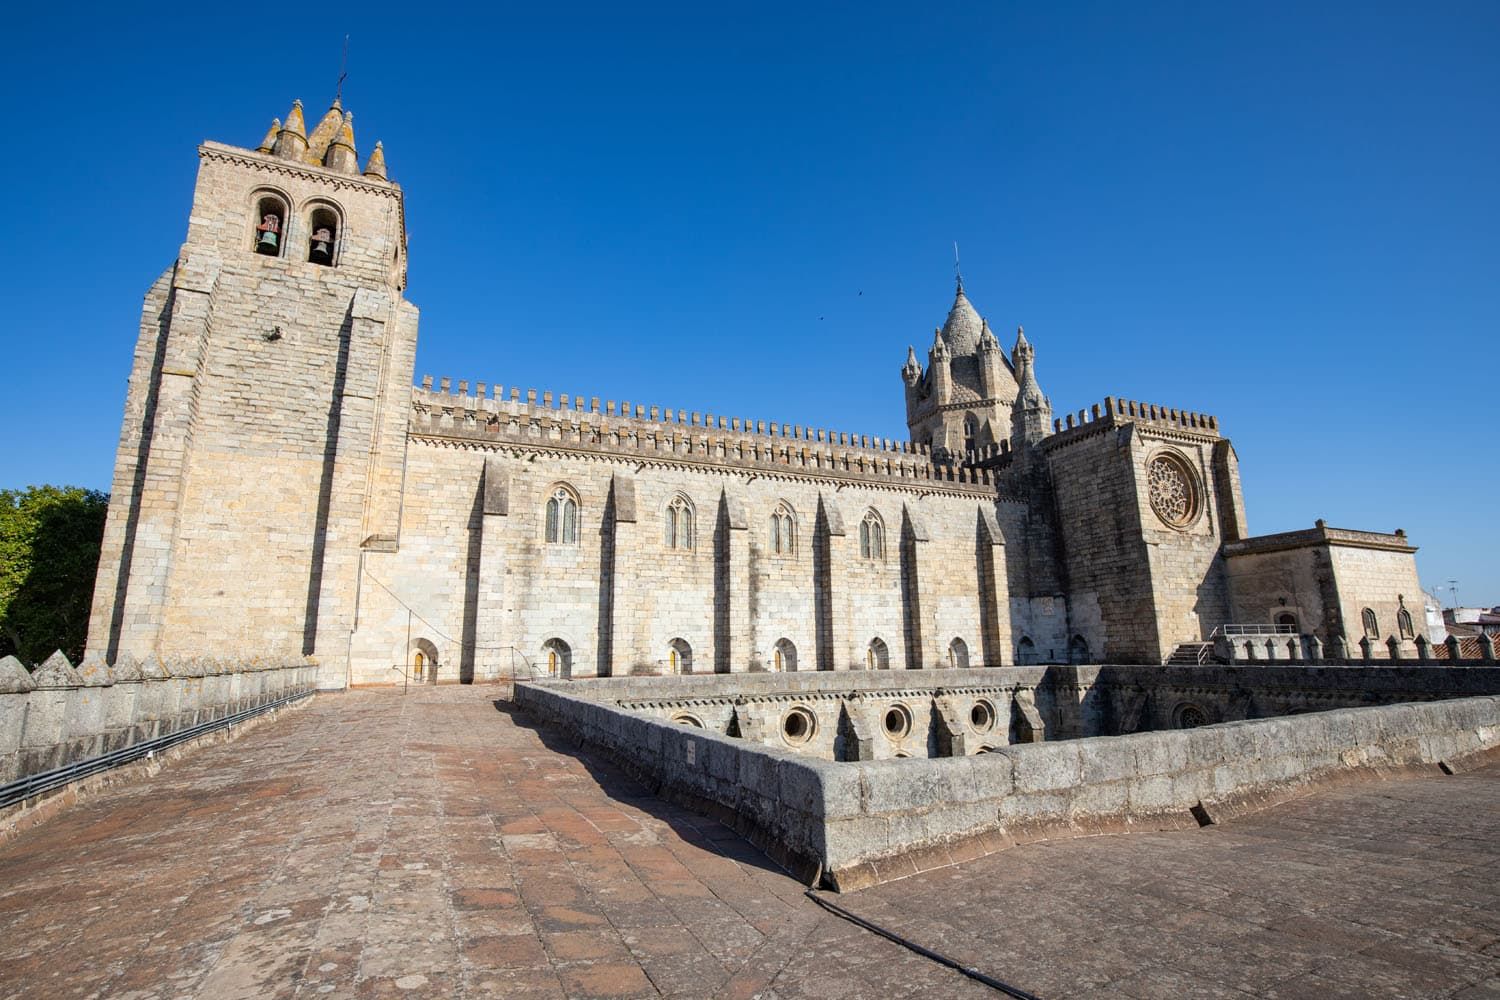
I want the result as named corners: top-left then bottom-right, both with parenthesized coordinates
top-left (964, 414), bottom-right (978, 453)
top-left (866, 637), bottom-right (890, 670)
top-left (665, 495), bottom-right (694, 550)
top-left (948, 637), bottom-right (969, 668)
top-left (307, 206), bottom-right (340, 266)
top-left (1361, 608), bottom-right (1379, 639)
top-left (253, 195), bottom-right (287, 257)
top-left (1397, 608), bottom-right (1415, 640)
top-left (545, 486), bottom-right (579, 544)
top-left (859, 510), bottom-right (884, 559)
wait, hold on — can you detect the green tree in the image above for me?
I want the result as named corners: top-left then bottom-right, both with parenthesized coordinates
top-left (0, 486), bottom-right (109, 665)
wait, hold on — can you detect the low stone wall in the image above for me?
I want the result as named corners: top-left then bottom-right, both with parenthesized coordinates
top-left (548, 664), bottom-right (1500, 759)
top-left (824, 694), bottom-right (1500, 889)
top-left (515, 674), bottom-right (1500, 891)
top-left (515, 680), bottom-right (843, 883)
top-left (0, 651), bottom-right (319, 787)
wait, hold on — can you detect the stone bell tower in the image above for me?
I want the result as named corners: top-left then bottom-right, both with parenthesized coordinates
top-left (88, 97), bottom-right (419, 689)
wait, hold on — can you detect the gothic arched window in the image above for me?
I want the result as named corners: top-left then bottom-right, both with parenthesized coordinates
top-left (859, 510), bottom-right (884, 559)
top-left (964, 414), bottom-right (978, 454)
top-left (770, 502), bottom-right (796, 555)
top-left (1361, 608), bottom-right (1379, 640)
top-left (664, 495), bottom-right (694, 550)
top-left (545, 485), bottom-right (579, 544)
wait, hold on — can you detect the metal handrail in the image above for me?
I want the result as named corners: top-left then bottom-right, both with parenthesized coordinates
top-left (0, 689), bottom-right (313, 811)
top-left (1211, 624), bottom-right (1298, 637)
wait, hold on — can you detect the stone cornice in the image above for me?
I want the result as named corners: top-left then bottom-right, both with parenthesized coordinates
top-left (198, 142), bottom-right (402, 200)
top-left (406, 433), bottom-right (1021, 503)
top-left (1224, 524), bottom-right (1418, 557)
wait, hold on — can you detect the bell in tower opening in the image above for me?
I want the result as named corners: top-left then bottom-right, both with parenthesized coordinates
top-left (255, 212), bottom-right (281, 256)
top-left (307, 207), bottom-right (338, 266)
top-left (309, 226), bottom-right (334, 264)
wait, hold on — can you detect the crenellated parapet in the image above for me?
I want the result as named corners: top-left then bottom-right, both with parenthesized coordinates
top-left (1042, 396), bottom-right (1221, 452)
top-left (409, 377), bottom-right (1009, 494)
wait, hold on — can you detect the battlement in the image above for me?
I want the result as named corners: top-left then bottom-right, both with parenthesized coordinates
top-left (408, 377), bottom-right (1004, 494)
top-left (1041, 396), bottom-right (1221, 451)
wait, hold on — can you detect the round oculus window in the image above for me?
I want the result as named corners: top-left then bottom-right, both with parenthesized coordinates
top-left (883, 704), bottom-right (913, 740)
top-left (781, 707), bottom-right (816, 745)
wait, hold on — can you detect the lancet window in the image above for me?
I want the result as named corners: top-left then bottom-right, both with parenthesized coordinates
top-left (859, 510), bottom-right (884, 559)
top-left (545, 486), bottom-right (579, 544)
top-left (770, 503), bottom-right (796, 555)
top-left (665, 495), bottom-right (694, 550)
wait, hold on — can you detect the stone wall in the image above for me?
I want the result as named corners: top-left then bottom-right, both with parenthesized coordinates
top-left (0, 652), bottom-right (318, 789)
top-left (514, 672), bottom-right (1500, 890)
top-left (344, 431), bottom-right (1013, 686)
top-left (543, 664), bottom-right (1500, 760)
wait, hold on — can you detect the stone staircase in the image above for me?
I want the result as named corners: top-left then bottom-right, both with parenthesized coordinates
top-left (1166, 642), bottom-right (1216, 665)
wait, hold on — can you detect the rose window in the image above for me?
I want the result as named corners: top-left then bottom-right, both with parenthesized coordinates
top-left (1147, 454), bottom-right (1197, 527)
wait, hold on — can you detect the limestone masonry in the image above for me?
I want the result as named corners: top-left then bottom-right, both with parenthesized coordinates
top-left (88, 97), bottom-right (1431, 689)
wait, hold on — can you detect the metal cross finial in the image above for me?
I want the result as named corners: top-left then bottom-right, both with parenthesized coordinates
top-left (953, 242), bottom-right (963, 291)
top-left (334, 34), bottom-right (350, 105)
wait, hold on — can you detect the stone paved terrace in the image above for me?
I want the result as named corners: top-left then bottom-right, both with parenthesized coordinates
top-left (0, 686), bottom-right (1496, 1000)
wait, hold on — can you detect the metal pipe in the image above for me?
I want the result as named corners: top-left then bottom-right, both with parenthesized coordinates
top-left (0, 689), bottom-right (313, 812)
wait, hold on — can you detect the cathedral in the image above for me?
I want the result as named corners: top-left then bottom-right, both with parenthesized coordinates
top-left (86, 97), bottom-right (1427, 689)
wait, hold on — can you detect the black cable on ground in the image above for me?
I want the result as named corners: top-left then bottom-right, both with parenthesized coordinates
top-left (803, 888), bottom-right (1046, 1000)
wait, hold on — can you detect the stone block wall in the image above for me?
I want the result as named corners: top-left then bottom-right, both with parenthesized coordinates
top-left (88, 141), bottom-right (416, 691)
top-left (345, 432), bottom-right (1010, 686)
top-left (0, 652), bottom-right (317, 789)
top-left (516, 671), bottom-right (1500, 890)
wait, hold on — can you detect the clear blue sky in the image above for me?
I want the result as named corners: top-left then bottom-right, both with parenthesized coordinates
top-left (5, 2), bottom-right (1496, 605)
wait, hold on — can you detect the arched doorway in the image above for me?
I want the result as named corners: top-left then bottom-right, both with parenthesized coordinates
top-left (668, 638), bottom-right (692, 674)
top-left (773, 638), bottom-right (797, 672)
top-left (1016, 636), bottom-right (1037, 666)
top-left (408, 638), bottom-right (439, 685)
top-left (1068, 635), bottom-right (1090, 664)
top-left (948, 637), bottom-right (970, 669)
top-left (543, 638), bottom-right (572, 678)
top-left (1274, 612), bottom-right (1298, 631)
top-left (866, 638), bottom-right (890, 671)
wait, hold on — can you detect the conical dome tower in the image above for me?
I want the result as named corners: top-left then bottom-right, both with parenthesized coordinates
top-left (903, 274), bottom-right (1022, 459)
